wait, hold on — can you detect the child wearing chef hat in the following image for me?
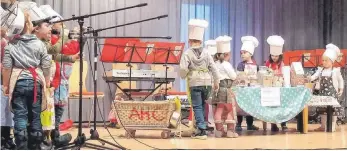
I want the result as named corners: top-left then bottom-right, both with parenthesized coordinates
top-left (310, 43), bottom-right (344, 132)
top-left (0, 2), bottom-right (22, 149)
top-left (235, 36), bottom-right (260, 131)
top-left (213, 35), bottom-right (238, 138)
top-left (204, 39), bottom-right (218, 130)
top-left (264, 35), bottom-right (288, 132)
top-left (205, 40), bottom-right (217, 61)
top-left (180, 19), bottom-right (220, 140)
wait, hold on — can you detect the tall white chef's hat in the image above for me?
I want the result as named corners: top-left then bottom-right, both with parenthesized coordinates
top-left (18, 1), bottom-right (47, 22)
top-left (204, 40), bottom-right (217, 56)
top-left (39, 5), bottom-right (63, 22)
top-left (216, 35), bottom-right (232, 53)
top-left (241, 36), bottom-right (259, 55)
top-left (267, 35), bottom-right (284, 56)
top-left (188, 19), bottom-right (208, 41)
top-left (323, 43), bottom-right (340, 62)
top-left (1, 5), bottom-right (25, 37)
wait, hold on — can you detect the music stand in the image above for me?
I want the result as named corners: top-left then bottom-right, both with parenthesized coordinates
top-left (100, 40), bottom-right (184, 101)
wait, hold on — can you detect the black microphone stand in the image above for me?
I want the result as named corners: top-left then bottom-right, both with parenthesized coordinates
top-left (53, 3), bottom-right (148, 150)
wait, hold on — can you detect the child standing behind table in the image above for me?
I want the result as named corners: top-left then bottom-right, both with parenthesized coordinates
top-left (235, 36), bottom-right (260, 131)
top-left (264, 35), bottom-right (288, 132)
top-left (212, 36), bottom-right (238, 138)
top-left (310, 44), bottom-right (344, 132)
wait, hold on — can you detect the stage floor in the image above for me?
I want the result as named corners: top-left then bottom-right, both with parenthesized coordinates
top-left (61, 121), bottom-right (347, 150)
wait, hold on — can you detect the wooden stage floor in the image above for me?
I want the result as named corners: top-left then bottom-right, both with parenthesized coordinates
top-left (61, 121), bottom-right (347, 150)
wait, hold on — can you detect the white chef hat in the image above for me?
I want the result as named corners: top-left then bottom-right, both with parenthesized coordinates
top-left (39, 5), bottom-right (63, 22)
top-left (204, 40), bottom-right (217, 56)
top-left (0, 6), bottom-right (25, 37)
top-left (216, 35), bottom-right (232, 53)
top-left (241, 36), bottom-right (259, 55)
top-left (267, 35), bottom-right (284, 56)
top-left (18, 1), bottom-right (47, 22)
top-left (323, 43), bottom-right (340, 62)
top-left (188, 19), bottom-right (208, 41)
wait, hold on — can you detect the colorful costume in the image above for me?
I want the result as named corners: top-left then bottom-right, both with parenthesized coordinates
top-left (43, 33), bottom-right (77, 147)
top-left (50, 35), bottom-right (79, 129)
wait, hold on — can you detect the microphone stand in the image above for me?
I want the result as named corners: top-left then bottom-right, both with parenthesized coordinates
top-left (83, 14), bottom-right (169, 149)
top-left (53, 3), bottom-right (148, 150)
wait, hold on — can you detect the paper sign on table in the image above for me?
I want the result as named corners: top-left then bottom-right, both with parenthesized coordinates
top-left (261, 87), bottom-right (281, 107)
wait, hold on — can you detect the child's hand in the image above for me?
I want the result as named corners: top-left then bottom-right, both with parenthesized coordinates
top-left (49, 87), bottom-right (55, 97)
top-left (115, 95), bottom-right (124, 101)
top-left (338, 89), bottom-right (343, 97)
top-left (71, 53), bottom-right (80, 62)
top-left (214, 83), bottom-right (219, 91)
top-left (2, 85), bottom-right (9, 96)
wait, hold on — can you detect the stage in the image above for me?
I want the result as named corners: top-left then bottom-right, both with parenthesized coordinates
top-left (61, 121), bottom-right (347, 150)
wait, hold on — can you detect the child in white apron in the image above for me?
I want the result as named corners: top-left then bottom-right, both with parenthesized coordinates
top-left (213, 36), bottom-right (238, 138)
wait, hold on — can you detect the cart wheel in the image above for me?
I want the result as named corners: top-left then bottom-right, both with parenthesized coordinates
top-left (161, 131), bottom-right (171, 139)
top-left (125, 130), bottom-right (135, 139)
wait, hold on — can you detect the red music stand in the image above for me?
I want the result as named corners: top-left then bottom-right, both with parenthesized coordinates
top-left (285, 50), bottom-right (319, 67)
top-left (151, 42), bottom-right (185, 65)
top-left (100, 38), bottom-right (140, 63)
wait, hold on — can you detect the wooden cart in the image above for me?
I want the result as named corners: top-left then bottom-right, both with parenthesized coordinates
top-left (115, 101), bottom-right (181, 139)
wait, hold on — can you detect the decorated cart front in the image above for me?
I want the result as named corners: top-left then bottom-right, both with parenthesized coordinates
top-left (115, 101), bottom-right (178, 138)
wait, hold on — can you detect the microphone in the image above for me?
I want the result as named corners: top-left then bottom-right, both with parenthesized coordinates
top-left (32, 16), bottom-right (57, 26)
top-left (135, 3), bottom-right (148, 7)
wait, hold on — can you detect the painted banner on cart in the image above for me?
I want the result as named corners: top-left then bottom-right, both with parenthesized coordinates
top-left (233, 87), bottom-right (312, 123)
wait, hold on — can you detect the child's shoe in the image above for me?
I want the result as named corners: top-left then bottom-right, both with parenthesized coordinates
top-left (271, 124), bottom-right (279, 132)
top-left (192, 128), bottom-right (207, 140)
top-left (235, 124), bottom-right (242, 131)
top-left (226, 123), bottom-right (238, 138)
top-left (247, 125), bottom-right (259, 131)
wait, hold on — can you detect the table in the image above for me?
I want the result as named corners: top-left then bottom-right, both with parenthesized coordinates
top-left (233, 87), bottom-right (313, 124)
top-left (301, 95), bottom-right (341, 133)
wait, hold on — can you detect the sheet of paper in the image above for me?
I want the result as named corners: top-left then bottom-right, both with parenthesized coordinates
top-left (261, 87), bottom-right (281, 107)
top-left (307, 96), bottom-right (341, 107)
